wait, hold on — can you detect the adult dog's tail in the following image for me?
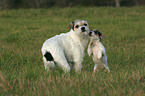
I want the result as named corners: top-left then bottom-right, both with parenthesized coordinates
top-left (44, 51), bottom-right (54, 61)
top-left (43, 51), bottom-right (55, 70)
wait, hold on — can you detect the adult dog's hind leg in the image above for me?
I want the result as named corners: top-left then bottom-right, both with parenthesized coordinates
top-left (55, 60), bottom-right (71, 73)
top-left (54, 53), bottom-right (71, 73)
top-left (43, 56), bottom-right (50, 71)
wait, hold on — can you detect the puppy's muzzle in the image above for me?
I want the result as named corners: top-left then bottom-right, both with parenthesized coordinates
top-left (89, 31), bottom-right (92, 36)
top-left (81, 27), bottom-right (86, 32)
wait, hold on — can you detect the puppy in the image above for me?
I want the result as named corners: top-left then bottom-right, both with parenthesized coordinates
top-left (41, 20), bottom-right (89, 73)
top-left (87, 29), bottom-right (110, 73)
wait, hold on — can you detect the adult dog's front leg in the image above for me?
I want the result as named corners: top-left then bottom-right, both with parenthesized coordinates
top-left (73, 57), bottom-right (83, 73)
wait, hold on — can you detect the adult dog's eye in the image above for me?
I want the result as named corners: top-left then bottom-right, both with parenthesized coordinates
top-left (75, 25), bottom-right (79, 28)
top-left (84, 23), bottom-right (87, 26)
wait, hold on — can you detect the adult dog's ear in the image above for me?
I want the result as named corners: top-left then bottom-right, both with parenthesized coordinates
top-left (68, 21), bottom-right (74, 30)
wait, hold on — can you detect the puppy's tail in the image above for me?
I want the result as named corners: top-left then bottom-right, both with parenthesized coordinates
top-left (43, 51), bottom-right (55, 70)
top-left (98, 50), bottom-right (104, 59)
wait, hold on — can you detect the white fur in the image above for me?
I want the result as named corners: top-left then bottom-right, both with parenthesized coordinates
top-left (41, 20), bottom-right (89, 73)
top-left (87, 31), bottom-right (110, 73)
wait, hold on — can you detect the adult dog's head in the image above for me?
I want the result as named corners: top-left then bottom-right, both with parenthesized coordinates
top-left (68, 20), bottom-right (89, 36)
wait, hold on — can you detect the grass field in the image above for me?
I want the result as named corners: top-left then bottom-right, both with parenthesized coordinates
top-left (0, 7), bottom-right (145, 96)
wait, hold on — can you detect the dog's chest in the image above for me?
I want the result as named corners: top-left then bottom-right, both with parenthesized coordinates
top-left (64, 41), bottom-right (84, 61)
top-left (92, 42), bottom-right (104, 55)
top-left (59, 33), bottom-right (84, 62)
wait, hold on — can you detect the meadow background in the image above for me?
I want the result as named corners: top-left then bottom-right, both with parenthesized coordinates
top-left (0, 7), bottom-right (145, 95)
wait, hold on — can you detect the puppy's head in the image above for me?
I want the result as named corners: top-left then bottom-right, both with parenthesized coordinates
top-left (89, 29), bottom-right (103, 41)
top-left (68, 20), bottom-right (89, 36)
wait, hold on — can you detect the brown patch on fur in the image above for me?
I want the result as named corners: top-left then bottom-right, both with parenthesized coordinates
top-left (68, 21), bottom-right (74, 29)
top-left (90, 41), bottom-right (93, 45)
top-left (80, 22), bottom-right (84, 25)
top-left (95, 34), bottom-right (99, 37)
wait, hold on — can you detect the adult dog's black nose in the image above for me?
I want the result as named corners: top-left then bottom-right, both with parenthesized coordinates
top-left (81, 27), bottom-right (85, 32)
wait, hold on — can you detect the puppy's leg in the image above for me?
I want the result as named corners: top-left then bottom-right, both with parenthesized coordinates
top-left (103, 58), bottom-right (110, 73)
top-left (87, 42), bottom-right (93, 56)
top-left (94, 64), bottom-right (98, 73)
top-left (104, 65), bottom-right (110, 73)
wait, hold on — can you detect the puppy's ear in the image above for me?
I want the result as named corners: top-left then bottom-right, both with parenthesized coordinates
top-left (100, 35), bottom-right (104, 38)
top-left (94, 29), bottom-right (99, 33)
top-left (94, 29), bottom-right (102, 37)
top-left (68, 21), bottom-right (74, 30)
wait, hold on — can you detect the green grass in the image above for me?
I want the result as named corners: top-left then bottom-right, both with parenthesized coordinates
top-left (0, 7), bottom-right (145, 96)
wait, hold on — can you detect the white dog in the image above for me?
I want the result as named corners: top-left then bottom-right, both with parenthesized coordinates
top-left (87, 29), bottom-right (110, 73)
top-left (41, 20), bottom-right (89, 73)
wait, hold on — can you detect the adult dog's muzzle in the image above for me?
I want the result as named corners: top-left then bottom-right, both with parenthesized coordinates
top-left (81, 27), bottom-right (86, 32)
